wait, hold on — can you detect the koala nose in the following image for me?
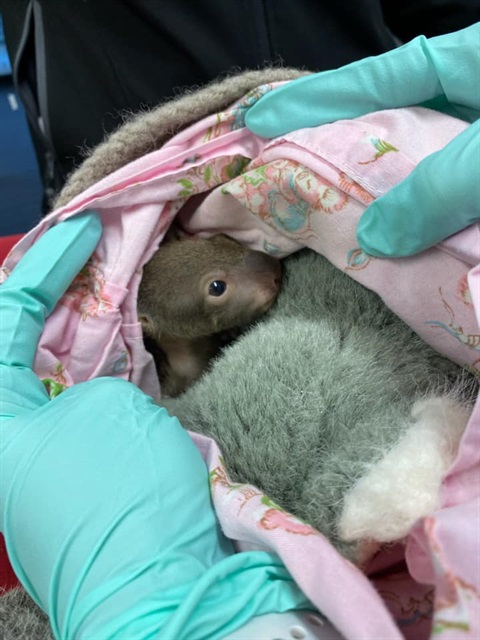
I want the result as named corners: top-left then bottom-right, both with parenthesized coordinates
top-left (244, 250), bottom-right (282, 288)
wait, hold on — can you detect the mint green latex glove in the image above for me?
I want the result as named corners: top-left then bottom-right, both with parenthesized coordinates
top-left (0, 212), bottom-right (103, 419)
top-left (245, 24), bottom-right (480, 257)
top-left (0, 214), bottom-right (310, 639)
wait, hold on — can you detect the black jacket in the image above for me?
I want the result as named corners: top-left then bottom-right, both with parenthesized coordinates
top-left (1, 0), bottom-right (479, 206)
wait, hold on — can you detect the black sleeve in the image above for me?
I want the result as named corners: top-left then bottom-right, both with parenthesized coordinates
top-left (381, 0), bottom-right (480, 42)
top-left (2, 0), bottom-right (477, 208)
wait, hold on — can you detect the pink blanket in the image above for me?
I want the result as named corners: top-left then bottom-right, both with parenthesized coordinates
top-left (2, 84), bottom-right (478, 639)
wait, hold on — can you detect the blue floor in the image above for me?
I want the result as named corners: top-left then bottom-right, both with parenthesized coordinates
top-left (0, 76), bottom-right (44, 236)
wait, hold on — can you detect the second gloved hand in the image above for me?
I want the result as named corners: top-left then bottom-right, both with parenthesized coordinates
top-left (245, 24), bottom-right (480, 257)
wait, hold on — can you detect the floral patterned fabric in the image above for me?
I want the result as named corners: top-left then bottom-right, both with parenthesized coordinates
top-left (1, 84), bottom-right (478, 640)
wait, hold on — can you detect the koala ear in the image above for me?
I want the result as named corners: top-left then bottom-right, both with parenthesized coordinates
top-left (163, 224), bottom-right (190, 243)
top-left (138, 312), bottom-right (156, 337)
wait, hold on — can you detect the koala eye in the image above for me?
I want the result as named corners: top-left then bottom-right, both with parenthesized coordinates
top-left (208, 280), bottom-right (227, 297)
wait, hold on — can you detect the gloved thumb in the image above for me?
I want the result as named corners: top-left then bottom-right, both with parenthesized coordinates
top-left (356, 121), bottom-right (480, 257)
top-left (0, 211), bottom-right (102, 368)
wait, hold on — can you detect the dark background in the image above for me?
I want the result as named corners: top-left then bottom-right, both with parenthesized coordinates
top-left (0, 14), bottom-right (43, 236)
top-left (0, 2), bottom-right (478, 237)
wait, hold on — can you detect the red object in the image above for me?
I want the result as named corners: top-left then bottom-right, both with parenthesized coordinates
top-left (0, 233), bottom-right (24, 591)
top-left (0, 536), bottom-right (19, 591)
top-left (0, 233), bottom-right (23, 263)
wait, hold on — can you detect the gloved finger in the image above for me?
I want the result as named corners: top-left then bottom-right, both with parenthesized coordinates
top-left (0, 211), bottom-right (102, 369)
top-left (356, 121), bottom-right (480, 257)
top-left (0, 367), bottom-right (51, 420)
top-left (245, 24), bottom-right (480, 137)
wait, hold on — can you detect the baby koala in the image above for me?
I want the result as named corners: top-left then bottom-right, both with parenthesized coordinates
top-left (137, 233), bottom-right (282, 396)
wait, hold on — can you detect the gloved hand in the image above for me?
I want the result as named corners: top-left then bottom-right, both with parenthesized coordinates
top-left (0, 213), bottom-right (309, 639)
top-left (245, 24), bottom-right (480, 257)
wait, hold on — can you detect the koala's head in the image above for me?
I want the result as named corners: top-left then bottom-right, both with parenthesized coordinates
top-left (138, 234), bottom-right (282, 340)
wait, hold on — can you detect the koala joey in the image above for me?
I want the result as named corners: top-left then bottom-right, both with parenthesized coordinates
top-left (137, 234), bottom-right (282, 396)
